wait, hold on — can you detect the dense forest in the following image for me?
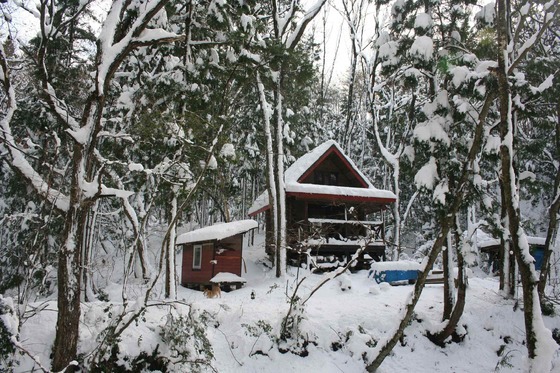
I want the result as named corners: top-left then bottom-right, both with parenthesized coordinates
top-left (0, 0), bottom-right (559, 372)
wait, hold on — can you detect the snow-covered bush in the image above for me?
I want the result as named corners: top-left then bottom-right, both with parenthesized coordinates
top-left (0, 295), bottom-right (18, 370)
top-left (278, 295), bottom-right (316, 356)
top-left (242, 320), bottom-right (274, 356)
top-left (330, 325), bottom-right (378, 364)
top-left (90, 345), bottom-right (168, 372)
top-left (159, 307), bottom-right (214, 371)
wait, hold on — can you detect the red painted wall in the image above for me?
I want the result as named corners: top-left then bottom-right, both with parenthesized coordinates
top-left (180, 234), bottom-right (244, 286)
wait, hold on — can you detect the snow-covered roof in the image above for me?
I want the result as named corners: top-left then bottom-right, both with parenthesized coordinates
top-left (477, 239), bottom-right (500, 248)
top-left (248, 140), bottom-right (396, 216)
top-left (370, 260), bottom-right (424, 272)
top-left (210, 272), bottom-right (247, 283)
top-left (176, 219), bottom-right (258, 245)
top-left (284, 140), bottom-right (372, 186)
top-left (478, 236), bottom-right (546, 249)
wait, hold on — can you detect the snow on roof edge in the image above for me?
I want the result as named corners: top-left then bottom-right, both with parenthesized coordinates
top-left (478, 236), bottom-right (546, 248)
top-left (210, 272), bottom-right (247, 283)
top-left (176, 219), bottom-right (258, 245)
top-left (248, 183), bottom-right (397, 216)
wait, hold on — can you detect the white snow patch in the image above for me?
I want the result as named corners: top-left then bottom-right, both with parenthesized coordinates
top-left (370, 260), bottom-right (423, 272)
top-left (450, 66), bottom-right (470, 88)
top-left (207, 155), bottom-right (218, 169)
top-left (413, 115), bottom-right (451, 146)
top-left (530, 74), bottom-right (555, 95)
top-left (219, 143), bottom-right (236, 159)
top-left (378, 41), bottom-right (400, 66)
top-left (484, 135), bottom-right (501, 154)
top-left (176, 219), bottom-right (258, 244)
top-left (433, 179), bottom-right (449, 205)
top-left (128, 162), bottom-right (144, 172)
top-left (210, 272), bottom-right (247, 283)
top-left (409, 36), bottom-right (433, 61)
top-left (415, 157), bottom-right (438, 190)
top-left (476, 2), bottom-right (496, 25)
top-left (519, 170), bottom-right (536, 181)
top-left (414, 13), bottom-right (433, 30)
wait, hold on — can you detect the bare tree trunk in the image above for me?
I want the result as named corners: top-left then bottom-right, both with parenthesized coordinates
top-left (442, 232), bottom-right (454, 320)
top-left (367, 219), bottom-right (452, 372)
top-left (367, 2), bottom-right (411, 262)
top-left (340, 0), bottom-right (360, 151)
top-left (499, 176), bottom-right (514, 296)
top-left (83, 207), bottom-right (96, 302)
top-left (256, 72), bottom-right (280, 271)
top-left (430, 223), bottom-right (467, 345)
top-left (165, 189), bottom-right (178, 299)
top-left (52, 198), bottom-right (88, 371)
top-left (538, 101), bottom-right (560, 301)
top-left (496, 0), bottom-right (554, 367)
top-left (274, 68), bottom-right (287, 277)
top-left (366, 91), bottom-right (495, 372)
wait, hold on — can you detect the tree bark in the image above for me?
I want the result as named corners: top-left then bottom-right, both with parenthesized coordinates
top-left (366, 90), bottom-right (495, 372)
top-left (430, 226), bottom-right (467, 345)
top-left (165, 189), bottom-right (178, 299)
top-left (499, 177), bottom-right (515, 296)
top-left (367, 219), bottom-right (452, 372)
top-left (52, 179), bottom-right (89, 370)
top-left (274, 66), bottom-right (287, 278)
top-left (442, 232), bottom-right (454, 320)
top-left (496, 0), bottom-right (554, 367)
top-left (538, 100), bottom-right (560, 301)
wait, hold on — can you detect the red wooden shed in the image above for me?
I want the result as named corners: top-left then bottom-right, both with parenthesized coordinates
top-left (177, 219), bottom-right (258, 290)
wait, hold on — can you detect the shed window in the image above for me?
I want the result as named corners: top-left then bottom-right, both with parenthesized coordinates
top-left (193, 244), bottom-right (202, 269)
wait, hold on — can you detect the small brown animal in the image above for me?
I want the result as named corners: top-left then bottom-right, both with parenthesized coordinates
top-left (204, 283), bottom-right (221, 298)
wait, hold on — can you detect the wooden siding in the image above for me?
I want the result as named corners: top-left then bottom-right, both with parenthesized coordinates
top-left (213, 234), bottom-right (243, 276)
top-left (181, 234), bottom-right (244, 286)
top-left (299, 151), bottom-right (365, 188)
top-left (181, 242), bottom-right (215, 285)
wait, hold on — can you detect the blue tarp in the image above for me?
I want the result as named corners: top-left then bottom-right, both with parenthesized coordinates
top-left (369, 269), bottom-right (419, 285)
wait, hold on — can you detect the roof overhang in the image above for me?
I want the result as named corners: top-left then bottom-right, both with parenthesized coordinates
top-left (248, 191), bottom-right (396, 216)
top-left (176, 219), bottom-right (258, 245)
top-left (288, 191), bottom-right (396, 205)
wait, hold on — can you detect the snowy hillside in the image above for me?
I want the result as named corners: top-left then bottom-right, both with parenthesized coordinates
top-left (13, 233), bottom-right (560, 372)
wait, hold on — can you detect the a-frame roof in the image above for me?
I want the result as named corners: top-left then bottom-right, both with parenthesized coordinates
top-left (248, 140), bottom-right (396, 216)
top-left (285, 140), bottom-right (371, 187)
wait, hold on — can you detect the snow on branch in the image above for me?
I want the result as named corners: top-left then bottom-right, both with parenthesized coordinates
top-left (46, 0), bottom-right (94, 40)
top-left (97, 0), bottom-right (170, 94)
top-left (43, 83), bottom-right (81, 132)
top-left (0, 44), bottom-right (70, 212)
top-left (285, 0), bottom-right (327, 50)
top-left (509, 4), bottom-right (559, 74)
top-left (274, 0), bottom-right (298, 38)
top-left (131, 28), bottom-right (185, 46)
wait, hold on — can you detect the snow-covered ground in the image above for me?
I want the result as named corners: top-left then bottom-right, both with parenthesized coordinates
top-left (15, 233), bottom-right (560, 372)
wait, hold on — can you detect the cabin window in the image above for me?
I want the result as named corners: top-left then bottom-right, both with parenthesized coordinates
top-left (193, 244), bottom-right (202, 269)
top-left (314, 171), bottom-right (339, 185)
top-left (308, 204), bottom-right (346, 220)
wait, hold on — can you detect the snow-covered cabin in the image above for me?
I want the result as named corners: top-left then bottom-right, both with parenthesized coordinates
top-left (176, 220), bottom-right (258, 289)
top-left (479, 236), bottom-right (546, 273)
top-left (248, 140), bottom-right (396, 269)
